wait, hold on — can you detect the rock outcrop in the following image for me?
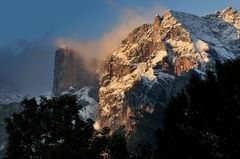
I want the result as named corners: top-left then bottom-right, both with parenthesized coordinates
top-left (52, 46), bottom-right (99, 120)
top-left (52, 46), bottom-right (97, 96)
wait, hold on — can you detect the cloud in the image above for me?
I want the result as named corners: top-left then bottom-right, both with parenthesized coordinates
top-left (56, 5), bottom-right (166, 72)
top-left (0, 4), bottom-right (166, 95)
top-left (0, 33), bottom-right (55, 95)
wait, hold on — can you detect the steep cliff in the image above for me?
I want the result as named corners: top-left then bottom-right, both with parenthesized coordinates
top-left (53, 46), bottom-right (97, 96)
top-left (96, 7), bottom-right (240, 148)
top-left (52, 46), bottom-right (99, 120)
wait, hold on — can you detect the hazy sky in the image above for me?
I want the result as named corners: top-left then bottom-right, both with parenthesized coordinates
top-left (0, 0), bottom-right (239, 95)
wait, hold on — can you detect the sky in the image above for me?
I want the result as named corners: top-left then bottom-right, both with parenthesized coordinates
top-left (0, 0), bottom-right (239, 95)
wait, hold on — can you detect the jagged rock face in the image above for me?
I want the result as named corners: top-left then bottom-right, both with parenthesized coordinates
top-left (96, 7), bottom-right (240, 148)
top-left (52, 46), bottom-right (99, 120)
top-left (52, 47), bottom-right (97, 96)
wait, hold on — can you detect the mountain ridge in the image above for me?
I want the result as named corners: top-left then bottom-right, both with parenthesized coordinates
top-left (95, 7), bottom-right (240, 148)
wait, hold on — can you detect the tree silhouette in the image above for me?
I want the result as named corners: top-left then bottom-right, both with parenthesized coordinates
top-left (155, 59), bottom-right (240, 159)
top-left (4, 95), bottom-right (128, 159)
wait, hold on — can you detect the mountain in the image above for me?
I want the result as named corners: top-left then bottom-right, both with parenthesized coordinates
top-left (95, 7), bottom-right (240, 148)
top-left (52, 46), bottom-right (99, 120)
top-left (52, 46), bottom-right (97, 96)
top-left (0, 46), bottom-right (100, 157)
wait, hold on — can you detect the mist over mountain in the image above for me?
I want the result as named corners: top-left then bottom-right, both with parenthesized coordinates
top-left (0, 5), bottom-right (164, 96)
top-left (0, 33), bottom-right (55, 95)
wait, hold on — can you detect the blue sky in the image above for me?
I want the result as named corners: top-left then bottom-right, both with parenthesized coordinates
top-left (0, 0), bottom-right (239, 43)
top-left (0, 0), bottom-right (239, 94)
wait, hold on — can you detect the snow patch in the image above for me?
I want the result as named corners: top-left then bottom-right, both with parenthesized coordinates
top-left (62, 86), bottom-right (98, 120)
top-left (194, 39), bottom-right (209, 53)
top-left (152, 51), bottom-right (167, 65)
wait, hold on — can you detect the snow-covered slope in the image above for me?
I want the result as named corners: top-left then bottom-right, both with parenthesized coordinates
top-left (0, 92), bottom-right (23, 105)
top-left (0, 82), bottom-right (23, 105)
top-left (62, 86), bottom-right (98, 120)
top-left (95, 7), bottom-right (240, 148)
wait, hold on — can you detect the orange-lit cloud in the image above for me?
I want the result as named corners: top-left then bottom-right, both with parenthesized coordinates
top-left (56, 5), bottom-right (166, 72)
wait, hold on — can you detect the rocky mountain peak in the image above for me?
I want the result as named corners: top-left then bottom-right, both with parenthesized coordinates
top-left (153, 14), bottom-right (162, 31)
top-left (220, 7), bottom-right (238, 16)
top-left (219, 7), bottom-right (240, 29)
top-left (95, 7), bottom-right (240, 148)
top-left (56, 45), bottom-right (73, 55)
top-left (52, 47), bottom-right (97, 96)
